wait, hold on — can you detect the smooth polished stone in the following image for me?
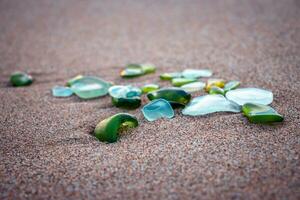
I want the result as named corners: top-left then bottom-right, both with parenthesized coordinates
top-left (182, 94), bottom-right (241, 116)
top-left (147, 88), bottom-right (191, 107)
top-left (209, 86), bottom-right (225, 95)
top-left (182, 69), bottom-right (213, 79)
top-left (10, 72), bottom-right (33, 87)
top-left (70, 76), bottom-right (111, 99)
top-left (242, 103), bottom-right (284, 123)
top-left (205, 78), bottom-right (225, 92)
top-left (224, 81), bottom-right (240, 93)
top-left (172, 78), bottom-right (197, 87)
top-left (225, 88), bottom-right (273, 105)
top-left (142, 99), bottom-right (174, 121)
top-left (160, 72), bottom-right (182, 80)
top-left (52, 86), bottom-right (73, 97)
top-left (141, 84), bottom-right (160, 94)
top-left (180, 81), bottom-right (206, 93)
top-left (94, 113), bottom-right (138, 143)
top-left (108, 85), bottom-right (141, 98)
top-left (66, 75), bottom-right (83, 87)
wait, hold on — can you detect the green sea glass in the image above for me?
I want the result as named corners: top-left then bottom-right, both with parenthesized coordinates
top-left (147, 88), bottom-right (191, 107)
top-left (94, 113), bottom-right (138, 143)
top-left (142, 99), bottom-right (174, 121)
top-left (171, 78), bottom-right (197, 87)
top-left (182, 69), bottom-right (213, 79)
top-left (66, 75), bottom-right (83, 87)
top-left (209, 86), bottom-right (225, 95)
top-left (120, 63), bottom-right (156, 78)
top-left (70, 76), bottom-right (111, 99)
top-left (108, 85), bottom-right (142, 109)
top-left (10, 72), bottom-right (33, 87)
top-left (160, 72), bottom-right (182, 80)
top-left (205, 78), bottom-right (225, 92)
top-left (224, 81), bottom-right (240, 93)
top-left (242, 103), bottom-right (283, 123)
top-left (180, 81), bottom-right (206, 93)
top-left (52, 86), bottom-right (73, 97)
top-left (141, 84), bottom-right (160, 94)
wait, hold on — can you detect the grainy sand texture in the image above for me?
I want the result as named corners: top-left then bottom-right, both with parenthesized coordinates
top-left (0, 0), bottom-right (299, 199)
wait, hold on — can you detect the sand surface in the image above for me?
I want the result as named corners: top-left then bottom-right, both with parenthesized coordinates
top-left (0, 0), bottom-right (299, 199)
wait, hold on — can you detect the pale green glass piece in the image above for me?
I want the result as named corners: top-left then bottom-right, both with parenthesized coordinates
top-left (171, 78), bottom-right (197, 87)
top-left (180, 82), bottom-right (205, 93)
top-left (225, 88), bottom-right (273, 106)
top-left (209, 86), bottom-right (225, 95)
top-left (242, 103), bottom-right (283, 123)
top-left (121, 63), bottom-right (156, 78)
top-left (160, 72), bottom-right (182, 80)
top-left (66, 75), bottom-right (83, 87)
top-left (205, 78), bottom-right (225, 92)
top-left (182, 69), bottom-right (213, 79)
top-left (224, 81), bottom-right (240, 93)
top-left (141, 84), bottom-right (160, 94)
top-left (142, 99), bottom-right (174, 121)
top-left (52, 86), bottom-right (73, 97)
top-left (71, 76), bottom-right (111, 99)
top-left (182, 94), bottom-right (241, 116)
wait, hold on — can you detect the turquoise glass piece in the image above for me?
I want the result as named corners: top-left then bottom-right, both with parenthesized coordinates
top-left (70, 76), bottom-right (111, 99)
top-left (209, 86), bottom-right (225, 95)
top-left (142, 99), bottom-right (174, 121)
top-left (182, 69), bottom-right (213, 79)
top-left (180, 81), bottom-right (205, 93)
top-left (10, 72), bottom-right (33, 87)
top-left (242, 103), bottom-right (284, 123)
top-left (182, 94), bottom-right (241, 116)
top-left (171, 78), bottom-right (197, 87)
top-left (52, 86), bottom-right (73, 97)
top-left (160, 72), bottom-right (182, 80)
top-left (224, 81), bottom-right (240, 93)
top-left (141, 84), bottom-right (160, 94)
top-left (108, 85), bottom-right (141, 98)
top-left (225, 88), bottom-right (273, 106)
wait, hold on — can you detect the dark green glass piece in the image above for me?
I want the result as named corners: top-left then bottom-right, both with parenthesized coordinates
top-left (242, 103), bottom-right (284, 123)
top-left (147, 88), bottom-right (191, 107)
top-left (10, 72), bottom-right (33, 87)
top-left (94, 113), bottom-right (138, 143)
top-left (112, 97), bottom-right (141, 109)
top-left (209, 86), bottom-right (225, 95)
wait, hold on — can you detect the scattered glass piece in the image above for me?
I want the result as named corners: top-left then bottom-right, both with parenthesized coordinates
top-left (225, 88), bottom-right (273, 105)
top-left (142, 99), bottom-right (174, 121)
top-left (205, 78), bottom-right (225, 92)
top-left (52, 86), bottom-right (73, 97)
top-left (120, 63), bottom-right (156, 78)
top-left (182, 69), bottom-right (213, 79)
top-left (180, 81), bottom-right (205, 93)
top-left (141, 84), bottom-right (160, 94)
top-left (147, 88), bottom-right (191, 107)
top-left (108, 85), bottom-right (142, 109)
top-left (94, 113), bottom-right (138, 143)
top-left (70, 76), bottom-right (111, 99)
top-left (160, 72), bottom-right (182, 80)
top-left (182, 94), bottom-right (241, 116)
top-left (224, 81), bottom-right (240, 93)
top-left (112, 97), bottom-right (141, 109)
top-left (171, 78), bottom-right (197, 87)
top-left (10, 72), bottom-right (33, 87)
top-left (209, 86), bottom-right (225, 95)
top-left (242, 103), bottom-right (283, 123)
top-left (66, 75), bottom-right (83, 87)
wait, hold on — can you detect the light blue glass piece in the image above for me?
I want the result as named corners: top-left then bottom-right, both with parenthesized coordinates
top-left (180, 81), bottom-right (205, 93)
top-left (182, 69), bottom-right (213, 79)
top-left (182, 94), bottom-right (241, 116)
top-left (108, 85), bottom-right (141, 98)
top-left (52, 86), bottom-right (73, 97)
top-left (142, 99), bottom-right (175, 121)
top-left (70, 76), bottom-right (111, 99)
top-left (225, 88), bottom-right (273, 106)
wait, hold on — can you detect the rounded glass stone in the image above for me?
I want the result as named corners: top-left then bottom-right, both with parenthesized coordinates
top-left (94, 113), bottom-right (138, 143)
top-left (70, 76), bottom-right (111, 99)
top-left (205, 78), bottom-right (225, 92)
top-left (141, 84), bottom-right (160, 94)
top-left (225, 88), bottom-right (273, 106)
top-left (180, 81), bottom-right (206, 93)
top-left (209, 86), bottom-right (225, 95)
top-left (10, 72), bottom-right (33, 87)
top-left (224, 81), bottom-right (240, 93)
top-left (147, 88), bottom-right (191, 107)
top-left (160, 72), bottom-right (182, 80)
top-left (182, 69), bottom-right (213, 79)
top-left (182, 94), bottom-right (241, 116)
top-left (142, 99), bottom-right (174, 121)
top-left (52, 86), bottom-right (73, 97)
top-left (171, 78), bottom-right (197, 87)
top-left (109, 85), bottom-right (142, 109)
top-left (242, 103), bottom-right (283, 123)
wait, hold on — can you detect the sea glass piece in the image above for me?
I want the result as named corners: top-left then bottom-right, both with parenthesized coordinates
top-left (172, 78), bottom-right (197, 87)
top-left (112, 97), bottom-right (141, 109)
top-left (10, 72), bottom-right (33, 87)
top-left (141, 84), bottom-right (160, 94)
top-left (242, 103), bottom-right (284, 123)
top-left (147, 88), bottom-right (191, 107)
top-left (225, 88), bottom-right (273, 106)
top-left (140, 63), bottom-right (156, 74)
top-left (66, 75), bottom-right (83, 87)
top-left (224, 81), bottom-right (240, 93)
top-left (109, 85), bottom-right (142, 109)
top-left (120, 63), bottom-right (156, 78)
top-left (181, 81), bottom-right (206, 93)
top-left (182, 94), bottom-right (241, 116)
top-left (182, 69), bottom-right (213, 79)
top-left (142, 99), bottom-right (174, 121)
top-left (70, 76), bottom-right (111, 99)
top-left (160, 72), bottom-right (182, 80)
top-left (52, 86), bottom-right (73, 97)
top-left (205, 78), bottom-right (225, 92)
top-left (209, 86), bottom-right (225, 95)
top-left (94, 113), bottom-right (138, 143)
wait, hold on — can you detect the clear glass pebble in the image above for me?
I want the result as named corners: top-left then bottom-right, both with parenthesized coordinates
top-left (225, 88), bottom-right (273, 105)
